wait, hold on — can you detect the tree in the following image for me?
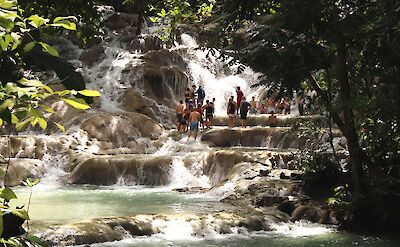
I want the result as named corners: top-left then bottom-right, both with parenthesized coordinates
top-left (191, 0), bottom-right (400, 232)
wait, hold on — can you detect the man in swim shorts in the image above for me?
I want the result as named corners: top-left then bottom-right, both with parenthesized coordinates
top-left (188, 107), bottom-right (202, 140)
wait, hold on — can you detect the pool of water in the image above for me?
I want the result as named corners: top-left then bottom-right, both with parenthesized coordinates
top-left (91, 232), bottom-right (400, 247)
top-left (12, 185), bottom-right (231, 224)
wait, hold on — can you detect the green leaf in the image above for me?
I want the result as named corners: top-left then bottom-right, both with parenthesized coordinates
top-left (25, 234), bottom-right (49, 247)
top-left (38, 117), bottom-right (47, 130)
top-left (52, 121), bottom-right (65, 132)
top-left (27, 14), bottom-right (49, 28)
top-left (39, 104), bottom-right (55, 113)
top-left (12, 209), bottom-right (29, 220)
top-left (38, 42), bottom-right (59, 57)
top-left (22, 178), bottom-right (40, 187)
top-left (55, 90), bottom-right (71, 97)
top-left (0, 211), bottom-right (3, 239)
top-left (0, 0), bottom-right (16, 10)
top-left (51, 16), bottom-right (77, 31)
top-left (149, 17), bottom-right (159, 23)
top-left (19, 78), bottom-right (43, 87)
top-left (0, 188), bottom-right (17, 201)
top-left (41, 85), bottom-right (54, 94)
top-left (0, 117), bottom-right (3, 127)
top-left (62, 98), bottom-right (90, 110)
top-left (0, 99), bottom-right (12, 112)
top-left (15, 117), bottom-right (34, 131)
top-left (78, 89), bottom-right (101, 97)
top-left (23, 41), bottom-right (36, 53)
top-left (11, 113), bottom-right (19, 124)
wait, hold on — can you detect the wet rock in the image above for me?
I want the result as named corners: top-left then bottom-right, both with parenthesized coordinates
top-left (0, 159), bottom-right (47, 187)
top-left (80, 112), bottom-right (163, 148)
top-left (104, 12), bottom-right (140, 30)
top-left (80, 45), bottom-right (105, 66)
top-left (69, 155), bottom-right (173, 186)
top-left (201, 127), bottom-right (298, 148)
top-left (69, 158), bottom-right (117, 185)
top-left (290, 205), bottom-right (320, 223)
top-left (238, 215), bottom-right (271, 231)
top-left (277, 200), bottom-right (296, 216)
top-left (122, 89), bottom-right (156, 119)
top-left (204, 150), bottom-right (251, 186)
top-left (280, 172), bottom-right (290, 179)
top-left (254, 193), bottom-right (285, 207)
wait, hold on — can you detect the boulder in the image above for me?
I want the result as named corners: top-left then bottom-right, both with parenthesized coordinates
top-left (204, 150), bottom-right (251, 186)
top-left (80, 45), bottom-right (105, 66)
top-left (0, 159), bottom-right (47, 187)
top-left (238, 215), bottom-right (270, 231)
top-left (69, 155), bottom-right (173, 186)
top-left (201, 127), bottom-right (298, 148)
top-left (104, 12), bottom-right (140, 30)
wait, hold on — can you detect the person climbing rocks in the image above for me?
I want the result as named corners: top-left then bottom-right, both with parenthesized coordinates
top-left (236, 86), bottom-right (243, 114)
top-left (267, 97), bottom-right (275, 114)
top-left (188, 107), bottom-right (201, 140)
top-left (181, 108), bottom-right (190, 132)
top-left (204, 100), bottom-right (215, 129)
top-left (190, 85), bottom-right (196, 105)
top-left (268, 111), bottom-right (277, 127)
top-left (184, 88), bottom-right (191, 108)
top-left (239, 96), bottom-right (251, 128)
top-left (176, 100), bottom-right (184, 131)
top-left (195, 103), bottom-right (204, 130)
top-left (196, 85), bottom-right (205, 106)
top-left (227, 97), bottom-right (236, 128)
top-left (250, 96), bottom-right (257, 114)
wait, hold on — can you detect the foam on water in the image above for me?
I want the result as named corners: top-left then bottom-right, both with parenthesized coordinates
top-left (270, 220), bottom-right (334, 237)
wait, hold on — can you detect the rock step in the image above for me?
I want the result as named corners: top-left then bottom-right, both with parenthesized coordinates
top-left (211, 114), bottom-right (332, 128)
top-left (201, 126), bottom-right (343, 148)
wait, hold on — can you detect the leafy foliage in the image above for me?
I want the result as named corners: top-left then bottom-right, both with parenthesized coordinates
top-left (0, 0), bottom-right (100, 131)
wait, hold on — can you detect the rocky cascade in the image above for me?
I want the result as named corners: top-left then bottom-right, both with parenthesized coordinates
top-left (0, 7), bottom-right (348, 246)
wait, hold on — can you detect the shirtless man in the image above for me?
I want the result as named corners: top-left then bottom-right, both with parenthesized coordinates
top-left (268, 111), bottom-right (278, 127)
top-left (250, 96), bottom-right (257, 114)
top-left (176, 100), bottom-right (184, 130)
top-left (188, 108), bottom-right (202, 140)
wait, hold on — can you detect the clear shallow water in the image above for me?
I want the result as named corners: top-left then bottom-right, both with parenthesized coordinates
top-left (11, 186), bottom-right (400, 247)
top-left (11, 186), bottom-right (231, 224)
top-left (92, 232), bottom-right (400, 247)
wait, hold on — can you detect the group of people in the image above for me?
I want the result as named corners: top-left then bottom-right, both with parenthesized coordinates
top-left (297, 90), bottom-right (318, 116)
top-left (226, 87), bottom-right (278, 128)
top-left (176, 85), bottom-right (215, 140)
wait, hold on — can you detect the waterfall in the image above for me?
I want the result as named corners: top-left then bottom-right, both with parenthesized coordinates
top-left (177, 34), bottom-right (264, 115)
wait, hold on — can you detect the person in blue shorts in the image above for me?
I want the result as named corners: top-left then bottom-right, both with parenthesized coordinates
top-left (188, 107), bottom-right (201, 140)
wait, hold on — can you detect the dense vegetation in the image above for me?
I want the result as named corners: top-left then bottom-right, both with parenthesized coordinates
top-left (201, 0), bottom-right (400, 233)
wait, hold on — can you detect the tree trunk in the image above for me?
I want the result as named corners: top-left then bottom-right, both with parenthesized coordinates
top-left (334, 14), bottom-right (365, 193)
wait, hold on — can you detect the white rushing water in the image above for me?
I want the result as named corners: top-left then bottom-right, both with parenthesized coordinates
top-left (178, 34), bottom-right (264, 115)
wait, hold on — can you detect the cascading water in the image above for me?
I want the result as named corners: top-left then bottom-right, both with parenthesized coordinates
top-left (7, 10), bottom-right (395, 246)
top-left (177, 34), bottom-right (264, 114)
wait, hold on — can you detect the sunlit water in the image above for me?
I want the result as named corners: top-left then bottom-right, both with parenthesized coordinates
top-left (90, 232), bottom-right (400, 247)
top-left (12, 186), bottom-right (231, 225)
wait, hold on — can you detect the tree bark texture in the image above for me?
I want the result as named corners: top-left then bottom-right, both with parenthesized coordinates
top-left (334, 14), bottom-right (366, 193)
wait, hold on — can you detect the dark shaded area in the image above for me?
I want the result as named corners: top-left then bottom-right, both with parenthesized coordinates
top-left (1, 213), bottom-right (26, 239)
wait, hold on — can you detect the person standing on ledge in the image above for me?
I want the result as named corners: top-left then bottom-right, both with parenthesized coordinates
top-left (176, 100), bottom-right (184, 131)
top-left (227, 98), bottom-right (236, 128)
top-left (196, 85), bottom-right (205, 106)
top-left (268, 111), bottom-right (278, 127)
top-left (239, 96), bottom-right (251, 128)
top-left (250, 96), bottom-right (257, 114)
top-left (204, 100), bottom-right (214, 129)
top-left (188, 107), bottom-right (201, 140)
top-left (236, 86), bottom-right (243, 114)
